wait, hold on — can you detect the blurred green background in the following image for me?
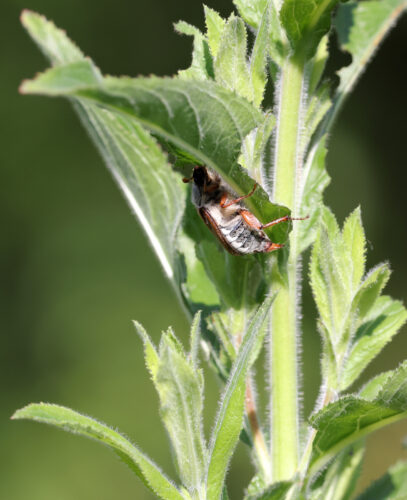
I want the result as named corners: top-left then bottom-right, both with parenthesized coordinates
top-left (1, 0), bottom-right (406, 498)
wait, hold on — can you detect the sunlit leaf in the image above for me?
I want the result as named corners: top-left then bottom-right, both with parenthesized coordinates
top-left (204, 5), bottom-right (226, 59)
top-left (214, 15), bottom-right (253, 103)
top-left (297, 135), bottom-right (330, 254)
top-left (175, 21), bottom-right (214, 81)
top-left (233, 0), bottom-right (268, 29)
top-left (154, 330), bottom-right (207, 495)
top-left (206, 296), bottom-right (274, 498)
top-left (12, 403), bottom-right (184, 500)
top-left (309, 361), bottom-right (407, 476)
top-left (280, 0), bottom-right (340, 58)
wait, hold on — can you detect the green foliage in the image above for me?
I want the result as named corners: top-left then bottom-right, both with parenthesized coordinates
top-left (12, 404), bottom-right (185, 500)
top-left (280, 0), bottom-right (340, 59)
top-left (309, 361), bottom-right (407, 475)
top-left (16, 2), bottom-right (407, 500)
top-left (310, 207), bottom-right (407, 392)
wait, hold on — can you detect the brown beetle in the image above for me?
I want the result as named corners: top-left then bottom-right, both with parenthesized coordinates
top-left (183, 166), bottom-right (307, 256)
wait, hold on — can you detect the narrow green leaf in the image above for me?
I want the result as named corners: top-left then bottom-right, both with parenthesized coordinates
top-left (250, 5), bottom-right (269, 107)
top-left (359, 370), bottom-right (394, 401)
top-left (12, 403), bottom-right (184, 500)
top-left (356, 460), bottom-right (407, 500)
top-left (310, 208), bottom-right (349, 344)
top-left (238, 113), bottom-right (276, 184)
top-left (214, 15), bottom-right (253, 103)
top-left (190, 310), bottom-right (202, 367)
top-left (342, 207), bottom-right (366, 291)
top-left (233, 0), bottom-right (268, 29)
top-left (280, 0), bottom-right (340, 59)
top-left (349, 264), bottom-right (390, 325)
top-left (206, 296), bottom-right (274, 499)
top-left (175, 21), bottom-right (213, 81)
top-left (309, 442), bottom-right (365, 500)
top-left (245, 480), bottom-right (293, 499)
top-left (134, 321), bottom-right (160, 382)
top-left (297, 135), bottom-right (330, 254)
top-left (309, 361), bottom-right (407, 476)
top-left (308, 35), bottom-right (329, 95)
top-left (332, 0), bottom-right (407, 125)
top-left (204, 5), bottom-right (226, 59)
top-left (155, 331), bottom-right (207, 495)
top-left (21, 10), bottom-right (83, 64)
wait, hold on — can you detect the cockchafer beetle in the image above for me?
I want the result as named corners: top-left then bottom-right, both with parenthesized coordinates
top-left (183, 165), bottom-right (308, 256)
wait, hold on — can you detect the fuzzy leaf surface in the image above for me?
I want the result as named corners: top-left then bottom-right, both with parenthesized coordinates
top-left (340, 296), bottom-right (407, 390)
top-left (214, 15), bottom-right (253, 103)
top-left (22, 58), bottom-right (290, 243)
top-left (245, 480), bottom-right (293, 499)
top-left (280, 0), bottom-right (340, 58)
top-left (175, 21), bottom-right (213, 81)
top-left (233, 0), bottom-right (268, 29)
top-left (309, 441), bottom-right (364, 500)
top-left (297, 135), bottom-right (330, 254)
top-left (206, 296), bottom-right (274, 499)
top-left (21, 10), bottom-right (185, 281)
top-left (309, 361), bottom-right (407, 475)
top-left (154, 331), bottom-right (207, 495)
top-left (12, 403), bottom-right (184, 500)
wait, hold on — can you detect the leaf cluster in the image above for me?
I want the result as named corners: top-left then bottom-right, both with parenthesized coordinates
top-left (14, 1), bottom-right (407, 499)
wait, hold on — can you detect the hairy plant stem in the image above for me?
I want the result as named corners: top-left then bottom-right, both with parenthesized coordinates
top-left (270, 52), bottom-right (307, 481)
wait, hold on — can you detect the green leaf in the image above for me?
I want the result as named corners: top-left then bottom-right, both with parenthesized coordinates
top-left (308, 35), bottom-right (329, 95)
top-left (190, 310), bottom-right (202, 366)
top-left (155, 331), bottom-right (207, 495)
top-left (79, 104), bottom-right (186, 281)
top-left (250, 5), bottom-right (270, 107)
top-left (332, 0), bottom-right (407, 125)
top-left (196, 241), bottom-right (262, 310)
top-left (233, 0), bottom-right (268, 29)
top-left (342, 207), bottom-right (366, 291)
top-left (204, 5), bottom-right (226, 59)
top-left (310, 207), bottom-right (349, 345)
top-left (21, 10), bottom-right (186, 283)
top-left (12, 403), bottom-right (184, 500)
top-left (309, 442), bottom-right (364, 500)
top-left (206, 297), bottom-right (274, 499)
top-left (280, 0), bottom-right (340, 59)
top-left (245, 480), bottom-right (293, 499)
top-left (22, 57), bottom-right (289, 243)
top-left (175, 21), bottom-right (214, 81)
top-left (134, 321), bottom-right (160, 382)
top-left (297, 135), bottom-right (330, 254)
top-left (309, 361), bottom-right (407, 476)
top-left (238, 113), bottom-right (275, 184)
top-left (214, 15), bottom-right (253, 103)
top-left (356, 460), bottom-right (407, 500)
top-left (309, 207), bottom-right (404, 390)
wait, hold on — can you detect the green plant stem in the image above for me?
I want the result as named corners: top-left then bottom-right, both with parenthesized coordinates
top-left (270, 53), bottom-right (307, 481)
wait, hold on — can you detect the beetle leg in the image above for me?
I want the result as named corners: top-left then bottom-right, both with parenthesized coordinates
top-left (182, 176), bottom-right (192, 183)
top-left (240, 209), bottom-right (263, 230)
top-left (261, 214), bottom-right (309, 229)
top-left (220, 183), bottom-right (258, 208)
top-left (266, 243), bottom-right (285, 252)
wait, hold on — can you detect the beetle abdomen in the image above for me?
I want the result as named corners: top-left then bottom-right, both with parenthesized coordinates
top-left (220, 216), bottom-right (271, 254)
